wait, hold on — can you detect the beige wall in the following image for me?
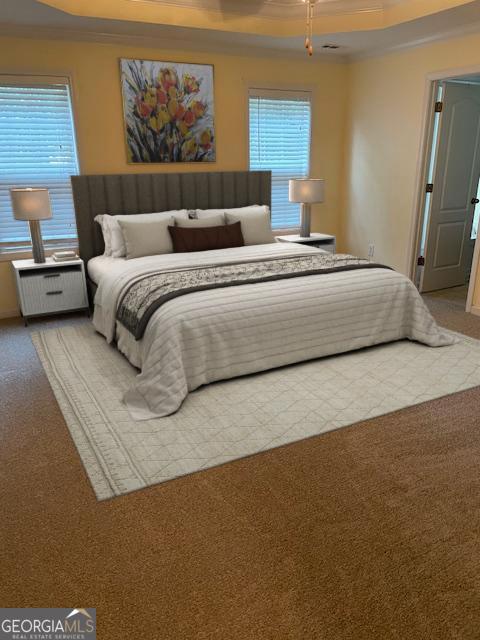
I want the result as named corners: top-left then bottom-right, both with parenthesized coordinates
top-left (0, 36), bottom-right (348, 317)
top-left (344, 31), bottom-right (480, 310)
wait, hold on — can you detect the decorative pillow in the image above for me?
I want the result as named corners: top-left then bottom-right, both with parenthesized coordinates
top-left (196, 205), bottom-right (270, 219)
top-left (174, 214), bottom-right (225, 228)
top-left (94, 214), bottom-right (112, 256)
top-left (104, 210), bottom-right (188, 258)
top-left (117, 217), bottom-right (174, 259)
top-left (225, 210), bottom-right (274, 246)
top-left (168, 221), bottom-right (244, 253)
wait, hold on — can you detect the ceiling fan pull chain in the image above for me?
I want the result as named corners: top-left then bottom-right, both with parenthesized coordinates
top-left (305, 0), bottom-right (310, 50)
top-left (304, 1), bottom-right (315, 56)
top-left (309, 1), bottom-right (314, 56)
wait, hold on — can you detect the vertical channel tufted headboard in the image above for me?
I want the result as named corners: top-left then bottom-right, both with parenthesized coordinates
top-left (71, 171), bottom-right (272, 264)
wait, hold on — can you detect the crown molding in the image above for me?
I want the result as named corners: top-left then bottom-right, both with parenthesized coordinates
top-left (0, 23), bottom-right (348, 63)
top-left (2, 13), bottom-right (480, 63)
top-left (350, 16), bottom-right (480, 61)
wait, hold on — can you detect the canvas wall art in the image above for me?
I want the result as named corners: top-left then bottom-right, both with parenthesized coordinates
top-left (120, 58), bottom-right (215, 163)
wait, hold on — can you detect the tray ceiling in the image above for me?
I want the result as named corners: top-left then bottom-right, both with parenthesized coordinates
top-left (5, 0), bottom-right (480, 60)
top-left (37, 0), bottom-right (477, 36)
top-left (124, 0), bottom-right (396, 19)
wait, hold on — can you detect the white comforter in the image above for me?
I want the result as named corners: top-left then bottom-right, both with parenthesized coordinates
top-left (93, 242), bottom-right (455, 419)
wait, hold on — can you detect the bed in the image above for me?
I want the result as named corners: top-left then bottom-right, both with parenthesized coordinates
top-left (72, 171), bottom-right (454, 419)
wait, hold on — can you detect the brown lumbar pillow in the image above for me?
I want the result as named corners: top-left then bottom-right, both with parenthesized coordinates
top-left (168, 221), bottom-right (245, 253)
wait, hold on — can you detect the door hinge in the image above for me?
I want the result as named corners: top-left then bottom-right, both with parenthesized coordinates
top-left (417, 255), bottom-right (425, 266)
top-left (435, 101), bottom-right (443, 113)
top-left (426, 183), bottom-right (434, 193)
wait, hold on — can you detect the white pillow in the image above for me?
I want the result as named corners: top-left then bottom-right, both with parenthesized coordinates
top-left (104, 210), bottom-right (188, 258)
top-left (174, 214), bottom-right (225, 228)
top-left (196, 205), bottom-right (270, 219)
top-left (94, 214), bottom-right (112, 256)
top-left (117, 217), bottom-right (174, 259)
top-left (225, 209), bottom-right (274, 246)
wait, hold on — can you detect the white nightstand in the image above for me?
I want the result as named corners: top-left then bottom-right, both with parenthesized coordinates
top-left (276, 233), bottom-right (336, 253)
top-left (12, 257), bottom-right (88, 324)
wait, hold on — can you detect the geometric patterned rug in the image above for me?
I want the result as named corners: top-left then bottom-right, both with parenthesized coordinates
top-left (31, 324), bottom-right (480, 501)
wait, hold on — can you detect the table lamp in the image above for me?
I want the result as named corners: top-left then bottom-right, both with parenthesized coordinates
top-left (289, 178), bottom-right (325, 238)
top-left (10, 188), bottom-right (52, 263)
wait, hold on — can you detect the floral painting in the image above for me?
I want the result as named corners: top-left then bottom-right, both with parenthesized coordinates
top-left (120, 58), bottom-right (215, 163)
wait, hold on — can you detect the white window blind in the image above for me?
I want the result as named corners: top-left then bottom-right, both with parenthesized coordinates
top-left (249, 89), bottom-right (311, 229)
top-left (0, 78), bottom-right (79, 251)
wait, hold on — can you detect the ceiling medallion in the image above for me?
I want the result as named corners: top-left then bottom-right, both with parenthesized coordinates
top-left (303, 0), bottom-right (318, 56)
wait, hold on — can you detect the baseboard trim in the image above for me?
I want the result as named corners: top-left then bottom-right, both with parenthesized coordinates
top-left (471, 305), bottom-right (480, 318)
top-left (0, 309), bottom-right (20, 320)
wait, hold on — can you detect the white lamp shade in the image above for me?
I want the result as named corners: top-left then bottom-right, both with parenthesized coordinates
top-left (10, 188), bottom-right (52, 221)
top-left (289, 179), bottom-right (325, 204)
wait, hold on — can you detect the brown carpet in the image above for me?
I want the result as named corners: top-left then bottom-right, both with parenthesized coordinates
top-left (423, 284), bottom-right (469, 308)
top-left (1, 300), bottom-right (480, 639)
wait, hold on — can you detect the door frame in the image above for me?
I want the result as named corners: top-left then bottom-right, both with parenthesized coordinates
top-left (409, 64), bottom-right (480, 314)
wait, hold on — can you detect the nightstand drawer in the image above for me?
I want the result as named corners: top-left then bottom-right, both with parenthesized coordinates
top-left (19, 268), bottom-right (87, 316)
top-left (19, 265), bottom-right (80, 291)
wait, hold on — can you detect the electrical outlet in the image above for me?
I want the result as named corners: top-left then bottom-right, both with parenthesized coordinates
top-left (368, 243), bottom-right (375, 259)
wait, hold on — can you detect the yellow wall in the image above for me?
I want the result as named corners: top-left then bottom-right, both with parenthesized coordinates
top-left (0, 36), bottom-right (348, 317)
top-left (5, 29), bottom-right (480, 318)
top-left (344, 31), bottom-right (480, 309)
top-left (0, 262), bottom-right (18, 316)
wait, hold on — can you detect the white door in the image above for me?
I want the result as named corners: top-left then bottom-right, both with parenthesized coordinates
top-left (422, 82), bottom-right (480, 293)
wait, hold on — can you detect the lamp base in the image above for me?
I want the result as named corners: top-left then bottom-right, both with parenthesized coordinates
top-left (300, 203), bottom-right (311, 238)
top-left (29, 220), bottom-right (46, 263)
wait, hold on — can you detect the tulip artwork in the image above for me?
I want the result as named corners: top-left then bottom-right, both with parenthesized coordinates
top-left (120, 59), bottom-right (215, 163)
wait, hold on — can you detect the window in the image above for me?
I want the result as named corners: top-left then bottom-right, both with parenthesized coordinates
top-left (249, 88), bottom-right (311, 230)
top-left (0, 76), bottom-right (79, 252)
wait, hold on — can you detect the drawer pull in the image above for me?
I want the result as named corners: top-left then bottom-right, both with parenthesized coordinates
top-left (46, 290), bottom-right (63, 296)
top-left (44, 273), bottom-right (60, 279)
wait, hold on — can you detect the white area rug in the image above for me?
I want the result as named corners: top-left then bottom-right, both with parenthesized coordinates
top-left (32, 325), bottom-right (480, 500)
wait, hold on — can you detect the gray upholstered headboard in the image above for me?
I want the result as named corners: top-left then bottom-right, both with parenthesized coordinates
top-left (71, 170), bottom-right (272, 264)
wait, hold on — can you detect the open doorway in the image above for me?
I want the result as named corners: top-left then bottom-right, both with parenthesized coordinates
top-left (414, 74), bottom-right (480, 311)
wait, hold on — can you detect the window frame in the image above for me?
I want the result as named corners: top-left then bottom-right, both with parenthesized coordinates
top-left (247, 85), bottom-right (313, 234)
top-left (0, 73), bottom-right (81, 260)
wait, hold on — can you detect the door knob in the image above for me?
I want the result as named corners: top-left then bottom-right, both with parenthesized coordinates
top-left (472, 198), bottom-right (480, 205)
